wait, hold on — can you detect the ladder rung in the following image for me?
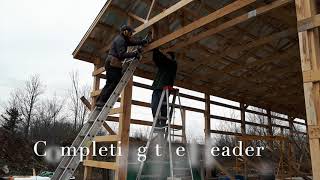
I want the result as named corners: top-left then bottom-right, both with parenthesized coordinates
top-left (83, 160), bottom-right (118, 170)
top-left (158, 116), bottom-right (167, 120)
top-left (141, 175), bottom-right (161, 178)
top-left (94, 135), bottom-right (119, 142)
top-left (109, 107), bottom-right (122, 115)
top-left (168, 176), bottom-right (192, 180)
top-left (173, 168), bottom-right (190, 170)
top-left (171, 134), bottom-right (183, 137)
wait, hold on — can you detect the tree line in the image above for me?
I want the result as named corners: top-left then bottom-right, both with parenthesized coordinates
top-left (0, 72), bottom-right (90, 145)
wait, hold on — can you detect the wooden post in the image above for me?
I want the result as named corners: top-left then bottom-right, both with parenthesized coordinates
top-left (267, 109), bottom-right (273, 136)
top-left (295, 0), bottom-right (320, 179)
top-left (115, 77), bottom-right (133, 180)
top-left (240, 103), bottom-right (246, 134)
top-left (240, 103), bottom-right (247, 178)
top-left (204, 94), bottom-right (211, 180)
top-left (182, 109), bottom-right (187, 144)
top-left (84, 60), bottom-right (102, 180)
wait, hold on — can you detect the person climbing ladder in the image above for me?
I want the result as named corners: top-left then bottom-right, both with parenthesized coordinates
top-left (96, 24), bottom-right (149, 108)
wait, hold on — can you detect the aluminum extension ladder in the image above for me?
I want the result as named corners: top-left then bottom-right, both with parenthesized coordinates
top-left (136, 87), bottom-right (194, 180)
top-left (51, 48), bottom-right (142, 180)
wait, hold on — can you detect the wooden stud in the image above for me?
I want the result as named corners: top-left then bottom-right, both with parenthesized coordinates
top-left (295, 0), bottom-right (320, 179)
top-left (204, 93), bottom-right (211, 180)
top-left (83, 160), bottom-right (118, 170)
top-left (240, 103), bottom-right (246, 135)
top-left (182, 109), bottom-right (186, 144)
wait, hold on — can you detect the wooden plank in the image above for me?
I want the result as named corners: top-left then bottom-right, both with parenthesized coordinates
top-left (303, 70), bottom-right (320, 83)
top-left (81, 96), bottom-right (92, 110)
top-left (103, 122), bottom-right (116, 135)
top-left (94, 135), bottom-right (120, 142)
top-left (83, 160), bottom-right (118, 170)
top-left (109, 107), bottom-right (122, 115)
top-left (204, 93), bottom-right (211, 180)
top-left (297, 13), bottom-right (320, 32)
top-left (204, 94), bottom-right (211, 137)
top-left (145, 0), bottom-right (256, 51)
top-left (169, 0), bottom-right (293, 51)
top-left (240, 103), bottom-right (246, 134)
top-left (295, 0), bottom-right (320, 179)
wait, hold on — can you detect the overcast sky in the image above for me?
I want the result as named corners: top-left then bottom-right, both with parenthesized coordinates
top-left (0, 0), bottom-right (107, 102)
top-left (0, 0), bottom-right (246, 141)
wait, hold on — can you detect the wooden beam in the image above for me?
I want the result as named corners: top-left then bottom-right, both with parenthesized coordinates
top-left (81, 96), bottom-right (92, 110)
top-left (94, 135), bottom-right (120, 142)
top-left (297, 13), bottom-right (320, 32)
top-left (109, 107), bottom-right (123, 115)
top-left (169, 0), bottom-right (293, 51)
top-left (295, 0), bottom-right (320, 179)
top-left (145, 0), bottom-right (257, 51)
top-left (83, 160), bottom-right (118, 170)
top-left (240, 103), bottom-right (246, 134)
top-left (102, 121), bottom-right (116, 135)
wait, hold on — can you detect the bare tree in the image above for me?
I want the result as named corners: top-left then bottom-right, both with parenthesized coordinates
top-left (31, 95), bottom-right (65, 142)
top-left (69, 71), bottom-right (90, 130)
top-left (16, 75), bottom-right (44, 138)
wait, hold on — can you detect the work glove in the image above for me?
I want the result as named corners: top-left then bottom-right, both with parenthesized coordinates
top-left (132, 50), bottom-right (141, 59)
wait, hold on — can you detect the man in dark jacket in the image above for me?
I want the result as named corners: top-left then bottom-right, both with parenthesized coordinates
top-left (96, 25), bottom-right (148, 108)
top-left (151, 48), bottom-right (177, 127)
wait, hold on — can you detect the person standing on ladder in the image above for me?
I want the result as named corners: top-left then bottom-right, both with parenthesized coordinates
top-left (96, 25), bottom-right (149, 108)
top-left (151, 48), bottom-right (177, 129)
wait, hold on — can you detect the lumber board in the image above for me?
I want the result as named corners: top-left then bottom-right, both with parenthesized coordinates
top-left (297, 13), bottom-right (320, 32)
top-left (94, 135), bottom-right (120, 142)
top-left (83, 160), bottom-right (118, 170)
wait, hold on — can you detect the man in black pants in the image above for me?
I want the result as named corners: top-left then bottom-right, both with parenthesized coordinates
top-left (151, 48), bottom-right (177, 128)
top-left (96, 25), bottom-right (148, 108)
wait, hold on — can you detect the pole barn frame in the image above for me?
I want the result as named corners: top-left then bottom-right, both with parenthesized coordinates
top-left (71, 0), bottom-right (320, 179)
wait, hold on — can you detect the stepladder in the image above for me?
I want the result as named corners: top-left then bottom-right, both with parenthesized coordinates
top-left (136, 86), bottom-right (194, 180)
top-left (51, 49), bottom-right (142, 180)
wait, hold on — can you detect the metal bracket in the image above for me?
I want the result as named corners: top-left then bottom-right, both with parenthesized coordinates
top-left (308, 125), bottom-right (320, 139)
top-left (303, 70), bottom-right (320, 83)
top-left (297, 14), bottom-right (320, 32)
